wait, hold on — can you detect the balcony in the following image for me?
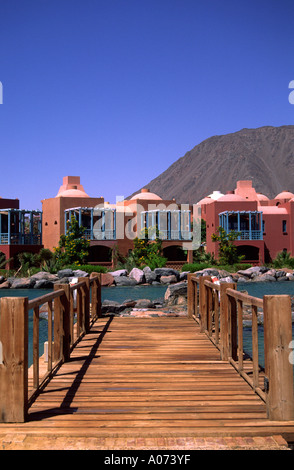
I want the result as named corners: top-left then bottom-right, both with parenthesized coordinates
top-left (0, 209), bottom-right (42, 246)
top-left (219, 211), bottom-right (263, 241)
top-left (65, 207), bottom-right (116, 241)
top-left (141, 209), bottom-right (192, 241)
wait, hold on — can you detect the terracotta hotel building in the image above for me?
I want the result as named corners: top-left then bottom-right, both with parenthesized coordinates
top-left (1, 176), bottom-right (294, 267)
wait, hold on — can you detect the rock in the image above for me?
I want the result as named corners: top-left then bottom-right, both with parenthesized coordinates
top-left (109, 269), bottom-right (128, 277)
top-left (265, 269), bottom-right (277, 278)
top-left (144, 271), bottom-right (157, 284)
top-left (101, 273), bottom-right (114, 286)
top-left (10, 277), bottom-right (36, 289)
top-left (252, 273), bottom-right (276, 282)
top-left (219, 276), bottom-right (234, 283)
top-left (101, 300), bottom-right (124, 314)
top-left (202, 268), bottom-right (221, 277)
top-left (54, 277), bottom-right (70, 284)
top-left (135, 299), bottom-right (154, 309)
top-left (277, 276), bottom-right (289, 282)
top-left (114, 276), bottom-right (137, 286)
top-left (154, 268), bottom-right (179, 280)
top-left (129, 267), bottom-right (145, 284)
top-left (275, 270), bottom-right (286, 278)
top-left (0, 280), bottom-right (11, 288)
top-left (218, 269), bottom-right (232, 278)
top-left (73, 269), bottom-right (89, 277)
top-left (122, 299), bottom-right (137, 308)
top-left (143, 266), bottom-right (152, 274)
top-left (165, 281), bottom-right (188, 296)
top-left (176, 295), bottom-right (188, 305)
top-left (237, 266), bottom-right (261, 278)
top-left (57, 269), bottom-right (74, 278)
top-left (164, 281), bottom-right (188, 305)
top-left (237, 276), bottom-right (250, 283)
top-left (34, 279), bottom-right (55, 289)
top-left (160, 275), bottom-right (178, 284)
top-left (179, 271), bottom-right (189, 281)
top-left (153, 298), bottom-right (165, 308)
top-left (30, 271), bottom-right (59, 282)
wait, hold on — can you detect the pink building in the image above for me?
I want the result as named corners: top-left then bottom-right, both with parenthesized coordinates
top-left (201, 180), bottom-right (294, 265)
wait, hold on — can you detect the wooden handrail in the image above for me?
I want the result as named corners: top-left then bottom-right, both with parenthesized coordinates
top-left (0, 273), bottom-right (102, 423)
top-left (28, 289), bottom-right (65, 310)
top-left (187, 272), bottom-right (294, 421)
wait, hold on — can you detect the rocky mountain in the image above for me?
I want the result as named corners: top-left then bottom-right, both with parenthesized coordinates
top-left (134, 125), bottom-right (294, 204)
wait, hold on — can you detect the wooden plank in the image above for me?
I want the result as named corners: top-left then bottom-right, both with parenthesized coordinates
top-left (1, 315), bottom-right (294, 441)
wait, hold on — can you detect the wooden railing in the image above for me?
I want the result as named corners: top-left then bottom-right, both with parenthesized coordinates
top-left (188, 273), bottom-right (294, 422)
top-left (0, 273), bottom-right (101, 423)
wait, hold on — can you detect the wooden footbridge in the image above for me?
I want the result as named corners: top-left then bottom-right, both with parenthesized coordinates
top-left (0, 274), bottom-right (294, 448)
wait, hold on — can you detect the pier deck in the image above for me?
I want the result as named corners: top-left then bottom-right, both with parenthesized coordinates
top-left (0, 314), bottom-right (294, 449)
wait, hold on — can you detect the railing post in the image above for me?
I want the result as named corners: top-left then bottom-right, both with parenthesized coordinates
top-left (263, 295), bottom-right (294, 421)
top-left (187, 273), bottom-right (195, 319)
top-left (0, 297), bottom-right (28, 422)
top-left (53, 285), bottom-right (64, 363)
top-left (79, 277), bottom-right (90, 333)
top-left (219, 283), bottom-right (236, 361)
top-left (198, 276), bottom-right (211, 332)
top-left (54, 284), bottom-right (71, 362)
top-left (90, 273), bottom-right (102, 319)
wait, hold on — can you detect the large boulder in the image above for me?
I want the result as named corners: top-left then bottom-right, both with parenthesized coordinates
top-left (30, 271), bottom-right (59, 282)
top-left (160, 275), bottom-right (178, 284)
top-left (135, 299), bottom-right (154, 309)
top-left (57, 269), bottom-right (74, 278)
top-left (144, 270), bottom-right (157, 284)
top-left (164, 281), bottom-right (188, 305)
top-left (114, 276), bottom-right (137, 286)
top-left (154, 268), bottom-right (180, 280)
top-left (0, 280), bottom-right (11, 289)
top-left (252, 273), bottom-right (276, 282)
top-left (34, 279), bottom-right (55, 289)
top-left (129, 267), bottom-right (145, 284)
top-left (73, 269), bottom-right (89, 278)
top-left (10, 277), bottom-right (36, 289)
top-left (237, 266), bottom-right (261, 278)
top-left (109, 269), bottom-right (128, 277)
top-left (101, 300), bottom-right (124, 314)
top-left (101, 273), bottom-right (114, 286)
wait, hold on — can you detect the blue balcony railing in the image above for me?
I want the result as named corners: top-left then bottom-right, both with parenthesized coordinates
top-left (0, 233), bottom-right (42, 245)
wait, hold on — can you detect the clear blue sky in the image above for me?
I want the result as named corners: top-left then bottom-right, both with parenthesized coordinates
top-left (0, 0), bottom-right (294, 210)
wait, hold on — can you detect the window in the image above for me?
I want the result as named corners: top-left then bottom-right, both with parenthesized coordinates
top-left (282, 220), bottom-right (287, 233)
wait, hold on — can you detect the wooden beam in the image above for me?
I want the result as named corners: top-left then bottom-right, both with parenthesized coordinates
top-left (0, 297), bottom-right (28, 422)
top-left (263, 295), bottom-right (294, 421)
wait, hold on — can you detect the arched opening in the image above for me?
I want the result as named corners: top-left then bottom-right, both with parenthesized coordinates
top-left (88, 245), bottom-right (112, 263)
top-left (237, 245), bottom-right (259, 262)
top-left (162, 245), bottom-right (187, 262)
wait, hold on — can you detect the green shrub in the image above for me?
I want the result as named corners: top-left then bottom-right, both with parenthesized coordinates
top-left (65, 264), bottom-right (107, 274)
top-left (181, 262), bottom-right (252, 273)
top-left (181, 263), bottom-right (212, 272)
top-left (273, 251), bottom-right (294, 269)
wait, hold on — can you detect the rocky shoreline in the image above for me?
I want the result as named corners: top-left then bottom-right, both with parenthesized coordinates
top-left (1, 265), bottom-right (294, 323)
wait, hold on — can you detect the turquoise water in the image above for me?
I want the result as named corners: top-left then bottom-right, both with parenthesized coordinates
top-left (237, 282), bottom-right (294, 368)
top-left (0, 282), bottom-right (294, 367)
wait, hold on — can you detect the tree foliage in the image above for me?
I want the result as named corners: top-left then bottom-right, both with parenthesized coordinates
top-left (54, 215), bottom-right (90, 266)
top-left (211, 226), bottom-right (244, 265)
top-left (126, 226), bottom-right (167, 270)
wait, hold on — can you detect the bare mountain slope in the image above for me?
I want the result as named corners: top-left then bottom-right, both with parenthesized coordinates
top-left (134, 126), bottom-right (294, 204)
